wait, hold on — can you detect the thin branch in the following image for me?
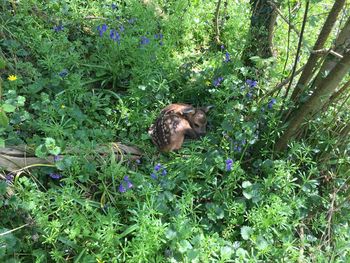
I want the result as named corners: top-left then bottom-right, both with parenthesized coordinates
top-left (214, 0), bottom-right (222, 44)
top-left (260, 66), bottom-right (305, 101)
top-left (311, 48), bottom-right (344, 59)
top-left (282, 0), bottom-right (310, 104)
top-left (0, 223), bottom-right (31, 237)
top-left (268, 1), bottom-right (300, 36)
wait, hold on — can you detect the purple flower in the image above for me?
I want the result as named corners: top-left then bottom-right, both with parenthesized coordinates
top-left (53, 155), bottom-right (61, 162)
top-left (226, 159), bottom-right (233, 171)
top-left (213, 77), bottom-right (224, 87)
top-left (154, 163), bottom-right (162, 172)
top-left (154, 33), bottom-right (163, 39)
top-left (49, 173), bottom-right (62, 180)
top-left (267, 98), bottom-right (277, 109)
top-left (123, 176), bottom-right (133, 189)
top-left (220, 45), bottom-right (225, 50)
top-left (119, 25), bottom-right (125, 32)
top-left (234, 144), bottom-right (242, 152)
top-left (58, 69), bottom-right (68, 78)
top-left (5, 173), bottom-right (14, 184)
top-left (140, 36), bottom-right (150, 45)
top-left (53, 24), bottom-right (64, 32)
top-left (110, 29), bottom-right (121, 43)
top-left (224, 51), bottom-right (231, 62)
top-left (246, 79), bottom-right (258, 88)
top-left (97, 24), bottom-right (108, 37)
top-left (162, 169), bottom-right (167, 176)
top-left (135, 159), bottom-right (141, 164)
top-left (151, 173), bottom-right (157, 180)
top-left (118, 183), bottom-right (126, 193)
top-left (111, 3), bottom-right (117, 9)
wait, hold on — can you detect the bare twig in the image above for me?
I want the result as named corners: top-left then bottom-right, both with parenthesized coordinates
top-left (311, 48), bottom-right (344, 59)
top-left (268, 1), bottom-right (300, 36)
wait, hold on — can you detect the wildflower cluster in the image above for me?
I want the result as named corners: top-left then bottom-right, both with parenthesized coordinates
top-left (118, 176), bottom-right (133, 193)
top-left (226, 159), bottom-right (233, 171)
top-left (213, 76), bottom-right (224, 87)
top-left (53, 23), bottom-right (64, 32)
top-left (151, 163), bottom-right (167, 180)
top-left (267, 98), bottom-right (277, 109)
top-left (49, 173), bottom-right (62, 180)
top-left (245, 79), bottom-right (258, 99)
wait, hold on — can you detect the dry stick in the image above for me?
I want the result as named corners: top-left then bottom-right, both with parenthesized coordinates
top-left (0, 223), bottom-right (31, 237)
top-left (214, 0), bottom-right (222, 44)
top-left (298, 224), bottom-right (305, 263)
top-left (281, 0), bottom-right (310, 110)
top-left (290, 0), bottom-right (346, 102)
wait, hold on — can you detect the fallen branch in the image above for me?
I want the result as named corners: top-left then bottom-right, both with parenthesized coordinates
top-left (0, 143), bottom-right (142, 172)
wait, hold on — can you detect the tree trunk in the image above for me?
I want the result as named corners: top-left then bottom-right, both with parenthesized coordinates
top-left (313, 17), bottom-right (350, 88)
top-left (275, 49), bottom-right (350, 152)
top-left (290, 0), bottom-right (346, 101)
top-left (242, 0), bottom-right (280, 65)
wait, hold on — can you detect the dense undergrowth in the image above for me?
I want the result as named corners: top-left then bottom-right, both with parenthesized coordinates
top-left (0, 0), bottom-right (349, 262)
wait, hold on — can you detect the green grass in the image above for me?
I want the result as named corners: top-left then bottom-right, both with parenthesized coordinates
top-left (0, 0), bottom-right (349, 262)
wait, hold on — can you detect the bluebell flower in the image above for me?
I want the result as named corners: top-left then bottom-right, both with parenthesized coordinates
top-left (241, 139), bottom-right (246, 146)
top-left (59, 69), bottom-right (68, 78)
top-left (140, 36), bottom-right (150, 45)
top-left (221, 45), bottom-right (225, 50)
top-left (49, 173), bottom-right (62, 179)
top-left (119, 25), bottom-right (125, 32)
top-left (162, 169), bottom-right (167, 176)
top-left (213, 77), bottom-right (224, 87)
top-left (110, 29), bottom-right (120, 43)
top-left (154, 33), bottom-right (163, 39)
top-left (224, 51), bottom-right (231, 62)
top-left (226, 159), bottom-right (233, 171)
top-left (97, 24), bottom-right (108, 37)
top-left (53, 155), bottom-right (61, 162)
top-left (111, 3), bottom-right (117, 10)
top-left (151, 173), bottom-right (157, 180)
top-left (154, 163), bottom-right (162, 171)
top-left (5, 173), bottom-right (14, 184)
top-left (246, 79), bottom-right (258, 88)
top-left (53, 24), bottom-right (64, 32)
top-left (267, 98), bottom-right (277, 109)
top-left (118, 183), bottom-right (126, 193)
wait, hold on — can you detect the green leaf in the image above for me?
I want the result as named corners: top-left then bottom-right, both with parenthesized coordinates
top-left (242, 181), bottom-right (252, 188)
top-left (240, 226), bottom-right (253, 240)
top-left (2, 104), bottom-right (16, 113)
top-left (256, 236), bottom-right (268, 250)
top-left (178, 240), bottom-right (192, 254)
top-left (165, 228), bottom-right (177, 240)
top-left (0, 181), bottom-right (7, 195)
top-left (0, 110), bottom-right (9, 127)
top-left (35, 145), bottom-right (47, 158)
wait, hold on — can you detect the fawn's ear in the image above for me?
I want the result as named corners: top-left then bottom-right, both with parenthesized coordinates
top-left (201, 105), bottom-right (214, 113)
top-left (181, 107), bottom-right (195, 115)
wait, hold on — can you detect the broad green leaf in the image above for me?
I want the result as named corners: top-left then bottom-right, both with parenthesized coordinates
top-left (241, 226), bottom-right (253, 240)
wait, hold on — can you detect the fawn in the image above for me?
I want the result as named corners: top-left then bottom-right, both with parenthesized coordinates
top-left (149, 103), bottom-right (212, 152)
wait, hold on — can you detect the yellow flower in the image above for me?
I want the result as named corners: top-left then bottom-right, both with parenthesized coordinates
top-left (61, 105), bottom-right (66, 109)
top-left (8, 75), bottom-right (17, 81)
top-left (205, 81), bottom-right (211, 86)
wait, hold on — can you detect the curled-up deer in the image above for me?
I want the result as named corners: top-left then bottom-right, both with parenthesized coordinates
top-left (149, 103), bottom-right (212, 152)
